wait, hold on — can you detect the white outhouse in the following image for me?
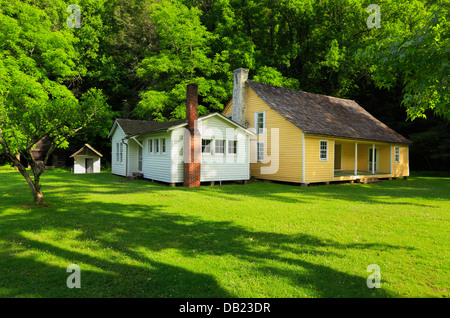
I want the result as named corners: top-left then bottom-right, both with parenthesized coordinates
top-left (70, 144), bottom-right (103, 174)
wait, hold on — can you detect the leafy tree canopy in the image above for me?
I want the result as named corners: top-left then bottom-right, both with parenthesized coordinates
top-left (0, 0), bottom-right (112, 203)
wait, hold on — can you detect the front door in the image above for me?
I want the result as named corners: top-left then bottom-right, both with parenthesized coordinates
top-left (138, 146), bottom-right (143, 172)
top-left (368, 148), bottom-right (378, 173)
top-left (85, 158), bottom-right (93, 173)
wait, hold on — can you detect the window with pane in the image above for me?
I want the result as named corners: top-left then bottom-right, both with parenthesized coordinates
top-left (148, 139), bottom-right (153, 154)
top-left (161, 138), bottom-right (166, 153)
top-left (228, 140), bottom-right (237, 154)
top-left (320, 140), bottom-right (328, 161)
top-left (215, 140), bottom-right (225, 154)
top-left (202, 139), bottom-right (212, 153)
top-left (394, 146), bottom-right (400, 163)
top-left (256, 112), bottom-right (265, 135)
top-left (257, 141), bottom-right (264, 162)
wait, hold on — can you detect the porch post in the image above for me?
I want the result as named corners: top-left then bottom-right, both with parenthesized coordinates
top-left (372, 143), bottom-right (375, 174)
top-left (354, 143), bottom-right (358, 175)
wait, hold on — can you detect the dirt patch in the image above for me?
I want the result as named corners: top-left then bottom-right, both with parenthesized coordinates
top-left (113, 179), bottom-right (131, 183)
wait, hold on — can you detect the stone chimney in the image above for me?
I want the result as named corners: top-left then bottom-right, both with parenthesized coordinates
top-left (183, 84), bottom-right (201, 188)
top-left (232, 68), bottom-right (249, 128)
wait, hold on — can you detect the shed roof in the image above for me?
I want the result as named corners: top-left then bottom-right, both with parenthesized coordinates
top-left (247, 80), bottom-right (411, 144)
top-left (70, 144), bottom-right (103, 158)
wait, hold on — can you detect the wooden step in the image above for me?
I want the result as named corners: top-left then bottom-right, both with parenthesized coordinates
top-left (132, 172), bottom-right (144, 179)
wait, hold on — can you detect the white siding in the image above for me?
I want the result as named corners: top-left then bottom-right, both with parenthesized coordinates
top-left (141, 132), bottom-right (172, 183)
top-left (93, 157), bottom-right (101, 173)
top-left (171, 116), bottom-right (251, 183)
top-left (111, 115), bottom-right (252, 183)
top-left (111, 124), bottom-right (127, 176)
top-left (73, 156), bottom-right (101, 174)
top-left (127, 138), bottom-right (139, 177)
top-left (74, 157), bottom-right (85, 174)
top-left (171, 129), bottom-right (185, 183)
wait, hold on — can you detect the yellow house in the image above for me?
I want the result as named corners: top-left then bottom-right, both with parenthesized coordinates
top-left (222, 68), bottom-right (411, 186)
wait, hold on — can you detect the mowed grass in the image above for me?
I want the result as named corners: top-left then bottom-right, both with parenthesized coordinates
top-left (0, 165), bottom-right (448, 298)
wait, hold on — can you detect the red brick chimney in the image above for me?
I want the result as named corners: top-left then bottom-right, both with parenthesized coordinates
top-left (183, 84), bottom-right (201, 187)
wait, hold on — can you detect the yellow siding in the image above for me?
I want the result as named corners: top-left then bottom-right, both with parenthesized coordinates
top-left (378, 146), bottom-right (390, 173)
top-left (392, 145), bottom-right (409, 177)
top-left (341, 143), bottom-right (356, 170)
top-left (304, 137), bottom-right (334, 183)
top-left (356, 144), bottom-right (368, 170)
top-left (222, 87), bottom-right (303, 183)
top-left (223, 88), bottom-right (410, 183)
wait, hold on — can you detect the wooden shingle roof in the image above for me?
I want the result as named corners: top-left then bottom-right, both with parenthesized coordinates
top-left (116, 118), bottom-right (187, 137)
top-left (247, 80), bottom-right (411, 144)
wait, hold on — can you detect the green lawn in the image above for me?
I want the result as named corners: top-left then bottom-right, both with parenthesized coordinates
top-left (0, 166), bottom-right (448, 298)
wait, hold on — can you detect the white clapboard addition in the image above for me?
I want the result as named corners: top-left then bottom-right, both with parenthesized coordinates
top-left (108, 113), bottom-right (254, 185)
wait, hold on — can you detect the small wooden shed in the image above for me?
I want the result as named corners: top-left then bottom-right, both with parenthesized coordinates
top-left (70, 144), bottom-right (103, 174)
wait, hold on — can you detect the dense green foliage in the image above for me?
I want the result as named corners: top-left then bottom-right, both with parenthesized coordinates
top-left (1, 0), bottom-right (449, 172)
top-left (0, 0), bottom-right (112, 203)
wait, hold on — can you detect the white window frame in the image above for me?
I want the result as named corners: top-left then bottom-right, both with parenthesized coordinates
top-left (155, 138), bottom-right (160, 154)
top-left (394, 146), bottom-right (400, 163)
top-left (215, 139), bottom-right (225, 154)
top-left (319, 140), bottom-right (328, 161)
top-left (116, 143), bottom-right (120, 163)
top-left (138, 145), bottom-right (143, 171)
top-left (148, 139), bottom-right (153, 154)
top-left (202, 139), bottom-right (212, 154)
top-left (255, 111), bottom-right (265, 135)
top-left (257, 141), bottom-right (265, 162)
top-left (227, 140), bottom-right (237, 155)
top-left (161, 138), bottom-right (166, 154)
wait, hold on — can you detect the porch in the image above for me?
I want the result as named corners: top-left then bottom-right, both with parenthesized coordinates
top-left (333, 141), bottom-right (393, 181)
top-left (334, 170), bottom-right (391, 177)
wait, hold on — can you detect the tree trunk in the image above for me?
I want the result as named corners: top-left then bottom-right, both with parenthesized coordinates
top-left (14, 153), bottom-right (20, 171)
top-left (18, 165), bottom-right (46, 205)
top-left (32, 186), bottom-right (45, 205)
top-left (8, 153), bottom-right (46, 205)
top-left (0, 129), bottom-right (47, 205)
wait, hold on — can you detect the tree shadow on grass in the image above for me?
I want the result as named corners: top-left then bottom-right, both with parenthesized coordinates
top-left (1, 194), bottom-right (407, 297)
top-left (196, 179), bottom-right (449, 207)
top-left (18, 170), bottom-right (449, 209)
top-left (3, 169), bottom-right (432, 297)
top-left (2, 239), bottom-right (232, 298)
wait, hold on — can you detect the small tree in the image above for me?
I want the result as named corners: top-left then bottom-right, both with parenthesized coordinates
top-left (0, 0), bottom-right (111, 204)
